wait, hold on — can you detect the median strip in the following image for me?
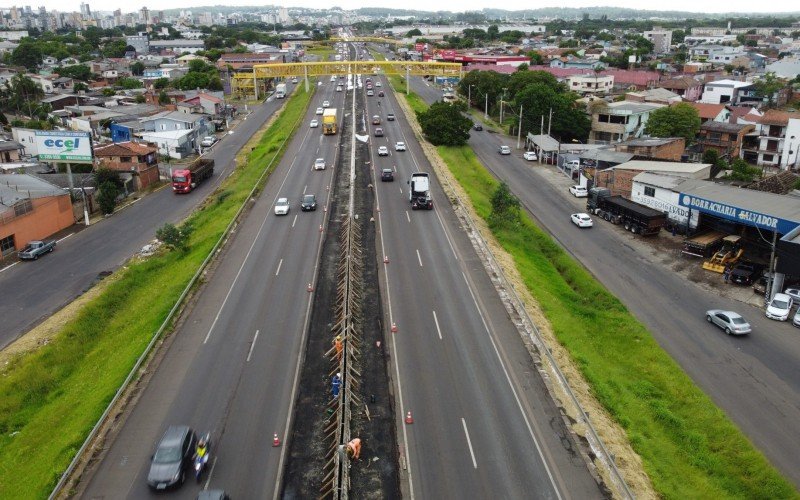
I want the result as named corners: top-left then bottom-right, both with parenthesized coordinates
top-left (389, 82), bottom-right (797, 499)
top-left (0, 85), bottom-right (314, 499)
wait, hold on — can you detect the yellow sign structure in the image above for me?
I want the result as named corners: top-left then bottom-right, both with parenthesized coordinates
top-left (230, 60), bottom-right (462, 98)
top-left (329, 36), bottom-right (404, 46)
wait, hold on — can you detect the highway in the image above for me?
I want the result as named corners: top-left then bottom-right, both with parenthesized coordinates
top-left (0, 88), bottom-right (293, 349)
top-left (407, 76), bottom-right (800, 486)
top-left (368, 71), bottom-right (602, 497)
top-left (79, 76), bottom-right (344, 498)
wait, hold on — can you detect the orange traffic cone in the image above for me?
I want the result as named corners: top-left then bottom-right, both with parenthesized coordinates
top-left (405, 411), bottom-right (414, 424)
top-left (383, 255), bottom-right (389, 264)
top-left (273, 433), bottom-right (281, 447)
top-left (391, 322), bottom-right (398, 333)
top-left (307, 283), bottom-right (313, 292)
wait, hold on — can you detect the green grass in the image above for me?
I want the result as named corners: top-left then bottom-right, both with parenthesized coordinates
top-left (367, 48), bottom-right (385, 61)
top-left (386, 76), bottom-right (428, 115)
top-left (0, 85), bottom-right (314, 499)
top-left (306, 45), bottom-right (335, 60)
top-left (395, 88), bottom-right (798, 499)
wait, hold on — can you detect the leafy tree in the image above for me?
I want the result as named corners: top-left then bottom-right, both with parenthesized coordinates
top-left (417, 101), bottom-right (473, 146)
top-left (728, 158), bottom-right (761, 182)
top-left (672, 29), bottom-right (686, 43)
top-left (57, 64), bottom-right (93, 81)
top-left (753, 72), bottom-right (785, 108)
top-left (158, 90), bottom-right (170, 105)
top-left (0, 74), bottom-right (44, 116)
top-left (407, 28), bottom-right (422, 37)
top-left (153, 77), bottom-right (171, 89)
top-left (11, 41), bottom-right (42, 70)
top-left (177, 72), bottom-right (210, 90)
top-left (134, 94), bottom-right (146, 103)
top-left (156, 222), bottom-right (193, 252)
top-left (527, 51), bottom-right (544, 65)
top-left (102, 88), bottom-right (116, 96)
top-left (188, 59), bottom-right (212, 73)
top-left (457, 70), bottom-right (509, 112)
top-left (513, 83), bottom-right (590, 143)
top-left (74, 82), bottom-right (89, 92)
top-left (702, 149), bottom-right (727, 177)
top-left (489, 182), bottom-right (520, 229)
top-left (487, 24), bottom-right (499, 40)
top-left (507, 70), bottom-right (560, 98)
top-left (103, 40), bottom-right (128, 58)
top-left (117, 77), bottom-right (143, 89)
top-left (95, 168), bottom-right (124, 191)
top-left (130, 61), bottom-right (145, 76)
top-left (97, 181), bottom-right (120, 215)
top-left (644, 103), bottom-right (701, 144)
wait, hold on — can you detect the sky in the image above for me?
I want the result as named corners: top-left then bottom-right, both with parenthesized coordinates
top-left (21, 0), bottom-right (800, 15)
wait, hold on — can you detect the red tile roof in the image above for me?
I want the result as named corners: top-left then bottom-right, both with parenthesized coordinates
top-left (94, 141), bottom-right (157, 157)
top-left (680, 102), bottom-right (728, 120)
top-left (757, 109), bottom-right (800, 126)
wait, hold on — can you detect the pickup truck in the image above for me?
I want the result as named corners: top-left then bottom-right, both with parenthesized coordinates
top-left (19, 240), bottom-right (56, 260)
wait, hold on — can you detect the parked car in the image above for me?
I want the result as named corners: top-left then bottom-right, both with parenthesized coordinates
top-left (387, 113), bottom-right (395, 121)
top-left (473, 123), bottom-right (483, 131)
top-left (200, 136), bottom-right (217, 147)
top-left (730, 261), bottom-right (765, 285)
top-left (377, 146), bottom-right (389, 156)
top-left (316, 107), bottom-right (324, 115)
top-left (570, 213), bottom-right (593, 228)
top-left (291, 77), bottom-right (298, 83)
top-left (301, 194), bottom-right (317, 211)
top-left (784, 287), bottom-right (800, 302)
top-left (498, 145), bottom-right (511, 155)
top-left (147, 425), bottom-right (197, 490)
top-left (395, 142), bottom-right (406, 151)
top-left (374, 127), bottom-right (384, 137)
top-left (523, 151), bottom-right (537, 161)
top-left (314, 158), bottom-right (326, 170)
top-left (705, 310), bottom-right (752, 335)
top-left (765, 293), bottom-right (793, 321)
top-left (18, 240), bottom-right (56, 260)
top-left (310, 119), bottom-right (319, 128)
top-left (274, 197), bottom-right (290, 215)
top-left (381, 168), bottom-right (394, 182)
top-left (569, 185), bottom-right (588, 198)
top-left (793, 308), bottom-right (800, 328)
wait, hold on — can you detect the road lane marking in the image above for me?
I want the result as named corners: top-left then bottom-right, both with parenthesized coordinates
top-left (247, 330), bottom-right (260, 362)
top-left (292, 214), bottom-right (299, 227)
top-left (416, 249), bottom-right (423, 267)
top-left (399, 187), bottom-right (403, 195)
top-left (433, 310), bottom-right (442, 340)
top-left (406, 211), bottom-right (410, 223)
top-left (303, 184), bottom-right (307, 194)
top-left (0, 262), bottom-right (19, 273)
top-left (461, 418), bottom-right (477, 469)
top-left (56, 233), bottom-right (75, 243)
top-left (276, 259), bottom-right (283, 276)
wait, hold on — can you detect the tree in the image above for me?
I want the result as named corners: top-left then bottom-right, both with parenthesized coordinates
top-left (10, 41), bottom-right (42, 70)
top-left (57, 64), bottom-right (93, 81)
top-left (130, 61), bottom-right (145, 76)
top-left (507, 70), bottom-right (560, 99)
top-left (158, 90), bottom-right (170, 105)
top-left (0, 74), bottom-right (44, 117)
top-left (728, 158), bottom-right (761, 182)
top-left (97, 181), bottom-right (120, 215)
top-left (407, 28), bottom-right (422, 37)
top-left (117, 77), bottom-right (143, 89)
top-left (487, 24), bottom-right (499, 40)
top-left (527, 51), bottom-right (544, 65)
top-left (95, 167), bottom-right (124, 191)
top-left (702, 149), bottom-right (727, 178)
top-left (513, 83), bottom-right (590, 142)
top-left (156, 222), bottom-right (193, 252)
top-left (74, 82), bottom-right (88, 92)
top-left (489, 182), bottom-right (520, 229)
top-left (753, 72), bottom-right (785, 108)
top-left (644, 103), bottom-right (701, 144)
top-left (417, 101), bottom-right (473, 146)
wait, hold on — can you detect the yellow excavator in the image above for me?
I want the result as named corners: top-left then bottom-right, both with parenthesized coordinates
top-left (702, 235), bottom-right (744, 273)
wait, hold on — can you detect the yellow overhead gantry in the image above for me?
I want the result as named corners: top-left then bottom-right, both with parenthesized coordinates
top-left (231, 60), bottom-right (462, 99)
top-left (330, 36), bottom-right (405, 46)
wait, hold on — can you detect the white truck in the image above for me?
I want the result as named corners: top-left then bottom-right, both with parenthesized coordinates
top-left (409, 173), bottom-right (433, 210)
top-left (275, 83), bottom-right (287, 98)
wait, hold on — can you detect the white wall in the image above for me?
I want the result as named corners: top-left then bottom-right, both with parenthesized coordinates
top-left (780, 118), bottom-right (800, 169)
top-left (632, 181), bottom-right (699, 229)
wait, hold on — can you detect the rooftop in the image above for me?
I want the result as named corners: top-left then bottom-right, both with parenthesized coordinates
top-left (633, 172), bottom-right (697, 189)
top-left (601, 101), bottom-right (664, 114)
top-left (680, 181), bottom-right (800, 227)
top-left (700, 121), bottom-right (753, 133)
top-left (682, 102), bottom-right (729, 119)
top-left (758, 109), bottom-right (800, 126)
top-left (705, 79), bottom-right (754, 88)
top-left (94, 141), bottom-right (157, 157)
top-left (623, 137), bottom-right (683, 147)
top-left (0, 174), bottom-right (66, 207)
top-left (614, 160), bottom-right (712, 176)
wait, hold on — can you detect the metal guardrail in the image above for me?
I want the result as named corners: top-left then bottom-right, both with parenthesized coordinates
top-left (393, 88), bottom-right (635, 499)
top-left (49, 90), bottom-right (309, 499)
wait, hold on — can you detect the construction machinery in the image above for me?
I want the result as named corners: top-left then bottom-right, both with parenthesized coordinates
top-left (702, 235), bottom-right (744, 273)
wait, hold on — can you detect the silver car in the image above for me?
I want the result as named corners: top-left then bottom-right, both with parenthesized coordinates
top-left (706, 310), bottom-right (752, 335)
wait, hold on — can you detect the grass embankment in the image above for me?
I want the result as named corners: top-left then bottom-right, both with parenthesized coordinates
top-left (386, 76), bottom-right (427, 115)
top-left (367, 48), bottom-right (385, 61)
top-left (0, 86), bottom-right (314, 499)
top-left (397, 91), bottom-right (798, 499)
top-left (306, 44), bottom-right (335, 60)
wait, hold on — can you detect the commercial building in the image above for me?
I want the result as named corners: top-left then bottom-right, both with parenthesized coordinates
top-left (588, 101), bottom-right (664, 144)
top-left (594, 160), bottom-right (711, 198)
top-left (93, 141), bottom-right (160, 191)
top-left (644, 29), bottom-right (673, 55)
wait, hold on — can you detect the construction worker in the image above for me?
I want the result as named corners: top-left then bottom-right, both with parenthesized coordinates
top-left (334, 335), bottom-right (343, 361)
top-left (346, 438), bottom-right (361, 460)
top-left (332, 372), bottom-right (342, 399)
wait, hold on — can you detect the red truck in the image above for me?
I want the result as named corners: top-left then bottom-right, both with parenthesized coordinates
top-left (172, 158), bottom-right (214, 193)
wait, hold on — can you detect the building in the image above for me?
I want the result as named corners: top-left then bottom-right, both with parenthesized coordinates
top-left (700, 79), bottom-right (758, 106)
top-left (93, 141), bottom-right (159, 190)
top-left (216, 52), bottom-right (283, 70)
top-left (683, 102), bottom-right (732, 124)
top-left (589, 101), bottom-right (664, 144)
top-left (658, 76), bottom-right (704, 101)
top-left (625, 88), bottom-right (682, 105)
top-left (614, 137), bottom-right (686, 161)
top-left (126, 33), bottom-right (149, 54)
top-left (0, 174), bottom-right (74, 263)
top-left (765, 57), bottom-right (800, 80)
top-left (565, 74), bottom-right (613, 94)
top-left (594, 160), bottom-right (712, 197)
top-left (689, 45), bottom-right (745, 65)
top-left (0, 30), bottom-right (29, 41)
top-left (139, 128), bottom-right (195, 159)
top-left (177, 92), bottom-right (224, 117)
top-left (0, 140), bottom-right (25, 163)
top-left (696, 122), bottom-right (755, 160)
top-left (751, 110), bottom-right (800, 169)
top-left (631, 172), bottom-right (700, 232)
top-left (149, 39), bottom-right (205, 54)
top-left (643, 29), bottom-right (673, 55)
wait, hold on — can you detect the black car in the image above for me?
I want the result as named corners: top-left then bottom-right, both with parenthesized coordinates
top-left (378, 90), bottom-right (385, 97)
top-left (301, 194), bottom-right (317, 211)
top-left (473, 123), bottom-right (483, 131)
top-left (730, 261), bottom-right (764, 285)
top-left (387, 113), bottom-right (395, 121)
top-left (381, 169), bottom-right (394, 182)
top-left (147, 425), bottom-right (197, 490)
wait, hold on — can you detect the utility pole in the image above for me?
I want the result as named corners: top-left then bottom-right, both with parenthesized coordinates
top-left (406, 66), bottom-right (410, 95)
top-left (484, 93), bottom-right (488, 120)
top-left (517, 105), bottom-right (523, 149)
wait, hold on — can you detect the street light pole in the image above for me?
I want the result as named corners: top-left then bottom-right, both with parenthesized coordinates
top-left (468, 84), bottom-right (474, 107)
top-left (517, 105), bottom-right (523, 149)
top-left (484, 93), bottom-right (488, 120)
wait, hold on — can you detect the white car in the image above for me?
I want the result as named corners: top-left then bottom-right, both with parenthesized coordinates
top-left (274, 197), bottom-right (290, 215)
top-left (523, 151), bottom-right (537, 161)
top-left (570, 213), bottom-right (593, 228)
top-left (322, 100), bottom-right (330, 108)
top-left (377, 146), bottom-right (389, 156)
top-left (784, 287), bottom-right (800, 302)
top-left (765, 293), bottom-right (793, 321)
top-left (330, 75), bottom-right (337, 82)
top-left (291, 77), bottom-right (298, 83)
top-left (315, 107), bottom-right (324, 115)
top-left (705, 310), bottom-right (752, 335)
top-left (310, 119), bottom-right (319, 128)
top-left (336, 85), bottom-right (343, 92)
top-left (375, 81), bottom-right (382, 87)
top-left (569, 185), bottom-right (588, 198)
top-left (200, 136), bottom-right (216, 147)
top-left (498, 145), bottom-right (511, 155)
top-left (314, 158), bottom-right (326, 170)
top-left (395, 142), bottom-right (406, 151)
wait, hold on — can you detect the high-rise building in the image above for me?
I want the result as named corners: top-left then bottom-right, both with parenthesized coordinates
top-left (279, 7), bottom-right (290, 24)
top-left (140, 7), bottom-right (150, 25)
top-left (644, 28), bottom-right (674, 56)
top-left (10, 6), bottom-right (20, 22)
top-left (80, 3), bottom-right (91, 18)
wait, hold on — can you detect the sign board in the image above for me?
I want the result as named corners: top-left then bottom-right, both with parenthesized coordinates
top-left (35, 131), bottom-right (93, 163)
top-left (414, 43), bottom-right (425, 52)
top-left (679, 193), bottom-right (798, 235)
top-left (441, 49), bottom-right (457, 59)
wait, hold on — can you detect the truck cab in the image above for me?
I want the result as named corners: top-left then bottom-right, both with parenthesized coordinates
top-left (409, 173), bottom-right (433, 210)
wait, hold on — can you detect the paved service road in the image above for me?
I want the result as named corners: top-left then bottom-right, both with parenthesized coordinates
top-left (0, 89), bottom-right (292, 349)
top-left (369, 70), bottom-right (602, 498)
top-left (407, 75), bottom-right (800, 487)
top-left (80, 78), bottom-right (344, 499)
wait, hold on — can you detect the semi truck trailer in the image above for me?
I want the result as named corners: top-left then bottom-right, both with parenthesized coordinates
top-left (586, 187), bottom-right (666, 236)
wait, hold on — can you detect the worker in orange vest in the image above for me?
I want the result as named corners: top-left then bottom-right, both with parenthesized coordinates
top-left (346, 438), bottom-right (361, 460)
top-left (334, 335), bottom-right (343, 361)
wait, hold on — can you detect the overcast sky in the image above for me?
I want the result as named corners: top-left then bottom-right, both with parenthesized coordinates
top-left (24, 0), bottom-right (796, 15)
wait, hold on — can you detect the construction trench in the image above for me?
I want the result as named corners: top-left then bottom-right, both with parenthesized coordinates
top-left (281, 76), bottom-right (401, 499)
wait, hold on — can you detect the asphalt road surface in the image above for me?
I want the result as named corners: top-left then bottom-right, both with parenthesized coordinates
top-left (367, 69), bottom-right (602, 497)
top-left (80, 77), bottom-right (345, 499)
top-left (0, 88), bottom-right (293, 349)
top-left (408, 76), bottom-right (800, 487)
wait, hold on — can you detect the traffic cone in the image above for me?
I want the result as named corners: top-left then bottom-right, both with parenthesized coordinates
top-left (307, 283), bottom-right (313, 292)
top-left (273, 433), bottom-right (281, 447)
top-left (383, 255), bottom-right (389, 263)
top-left (391, 322), bottom-right (398, 333)
top-left (405, 411), bottom-right (413, 424)
top-left (319, 224), bottom-right (323, 232)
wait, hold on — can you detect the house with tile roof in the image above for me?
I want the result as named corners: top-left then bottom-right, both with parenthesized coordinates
top-left (697, 122), bottom-right (755, 160)
top-left (658, 76), bottom-right (704, 101)
top-left (752, 109), bottom-right (800, 168)
top-left (93, 141), bottom-right (160, 190)
top-left (680, 102), bottom-right (731, 124)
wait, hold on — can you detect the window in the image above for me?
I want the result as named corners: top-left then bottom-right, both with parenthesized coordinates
top-left (13, 199), bottom-right (32, 217)
top-left (644, 186), bottom-right (655, 197)
top-left (0, 235), bottom-right (15, 256)
top-left (763, 154), bottom-right (774, 162)
top-left (120, 156), bottom-right (131, 163)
